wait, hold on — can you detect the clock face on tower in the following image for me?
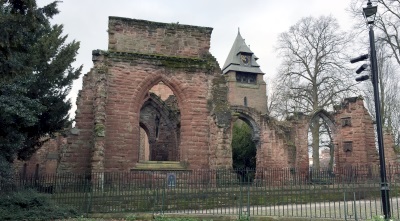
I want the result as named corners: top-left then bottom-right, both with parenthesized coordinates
top-left (240, 54), bottom-right (250, 66)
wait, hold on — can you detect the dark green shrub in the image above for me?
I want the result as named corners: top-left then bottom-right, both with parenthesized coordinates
top-left (0, 189), bottom-right (80, 220)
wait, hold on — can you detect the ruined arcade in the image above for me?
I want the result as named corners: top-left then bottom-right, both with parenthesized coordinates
top-left (18, 17), bottom-right (398, 177)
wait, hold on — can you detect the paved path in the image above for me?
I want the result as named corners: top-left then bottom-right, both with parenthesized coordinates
top-left (166, 197), bottom-right (400, 220)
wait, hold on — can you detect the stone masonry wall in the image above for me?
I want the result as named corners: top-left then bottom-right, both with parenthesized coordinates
top-left (108, 17), bottom-right (212, 58)
top-left (258, 122), bottom-right (291, 169)
top-left (54, 17), bottom-right (222, 173)
top-left (14, 135), bottom-right (67, 176)
top-left (208, 75), bottom-right (232, 169)
top-left (225, 71), bottom-right (267, 114)
top-left (334, 97), bottom-right (379, 170)
top-left (102, 54), bottom-right (218, 171)
top-left (57, 67), bottom-right (98, 173)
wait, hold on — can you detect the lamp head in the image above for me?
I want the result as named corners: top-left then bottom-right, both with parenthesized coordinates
top-left (363, 0), bottom-right (377, 25)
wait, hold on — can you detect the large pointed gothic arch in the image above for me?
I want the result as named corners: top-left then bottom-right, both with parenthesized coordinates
top-left (307, 109), bottom-right (337, 133)
top-left (306, 109), bottom-right (338, 171)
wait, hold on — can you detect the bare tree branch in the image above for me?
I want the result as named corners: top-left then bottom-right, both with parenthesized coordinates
top-left (271, 16), bottom-right (355, 170)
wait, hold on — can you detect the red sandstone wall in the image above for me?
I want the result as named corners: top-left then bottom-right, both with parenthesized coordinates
top-left (14, 136), bottom-right (66, 175)
top-left (108, 17), bottom-right (212, 58)
top-left (292, 117), bottom-right (309, 170)
top-left (54, 17), bottom-right (221, 173)
top-left (103, 59), bottom-right (215, 171)
top-left (334, 97), bottom-right (379, 169)
top-left (258, 125), bottom-right (290, 169)
top-left (57, 68), bottom-right (97, 173)
top-left (383, 129), bottom-right (398, 165)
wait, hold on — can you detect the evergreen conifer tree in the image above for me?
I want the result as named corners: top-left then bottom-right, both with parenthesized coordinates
top-left (0, 0), bottom-right (81, 184)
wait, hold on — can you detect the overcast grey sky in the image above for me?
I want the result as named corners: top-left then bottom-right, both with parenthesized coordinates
top-left (36, 0), bottom-right (361, 118)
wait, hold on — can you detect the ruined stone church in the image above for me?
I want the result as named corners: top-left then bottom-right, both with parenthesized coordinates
top-left (17, 17), bottom-right (398, 177)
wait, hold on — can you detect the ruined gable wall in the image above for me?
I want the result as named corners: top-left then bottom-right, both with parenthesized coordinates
top-left (98, 18), bottom-right (221, 171)
top-left (333, 97), bottom-right (379, 169)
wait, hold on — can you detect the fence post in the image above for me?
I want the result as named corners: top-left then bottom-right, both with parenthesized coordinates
top-left (246, 168), bottom-right (250, 219)
top-left (84, 177), bottom-right (92, 215)
top-left (344, 191), bottom-right (347, 221)
top-left (239, 169), bottom-right (243, 219)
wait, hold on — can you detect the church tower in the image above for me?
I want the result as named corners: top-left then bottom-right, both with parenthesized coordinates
top-left (222, 31), bottom-right (267, 114)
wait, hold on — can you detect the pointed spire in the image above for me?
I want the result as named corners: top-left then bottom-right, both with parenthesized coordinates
top-left (221, 31), bottom-right (263, 75)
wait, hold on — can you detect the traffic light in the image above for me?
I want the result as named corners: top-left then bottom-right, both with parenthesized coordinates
top-left (356, 75), bottom-right (370, 82)
top-left (350, 54), bottom-right (368, 63)
top-left (350, 54), bottom-right (370, 82)
top-left (356, 64), bottom-right (369, 74)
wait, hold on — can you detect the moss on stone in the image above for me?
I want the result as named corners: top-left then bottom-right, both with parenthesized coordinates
top-left (94, 123), bottom-right (106, 137)
top-left (210, 75), bottom-right (231, 128)
top-left (103, 50), bottom-right (217, 71)
top-left (109, 16), bottom-right (213, 34)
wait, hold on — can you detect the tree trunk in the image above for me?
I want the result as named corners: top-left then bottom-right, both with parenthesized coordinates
top-left (0, 156), bottom-right (14, 192)
top-left (311, 118), bottom-right (321, 171)
top-left (328, 143), bottom-right (335, 171)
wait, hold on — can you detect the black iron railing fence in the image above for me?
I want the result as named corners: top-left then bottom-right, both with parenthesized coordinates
top-left (2, 165), bottom-right (400, 220)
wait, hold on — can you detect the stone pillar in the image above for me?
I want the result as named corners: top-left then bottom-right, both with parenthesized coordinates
top-left (91, 50), bottom-right (108, 190)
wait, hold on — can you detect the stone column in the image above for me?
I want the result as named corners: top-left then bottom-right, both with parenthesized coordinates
top-left (91, 50), bottom-right (108, 191)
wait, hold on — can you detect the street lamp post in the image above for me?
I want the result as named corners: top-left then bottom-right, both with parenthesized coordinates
top-left (363, 0), bottom-right (391, 219)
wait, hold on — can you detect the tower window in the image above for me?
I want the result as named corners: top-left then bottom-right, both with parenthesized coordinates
top-left (244, 97), bottom-right (248, 107)
top-left (236, 72), bottom-right (257, 84)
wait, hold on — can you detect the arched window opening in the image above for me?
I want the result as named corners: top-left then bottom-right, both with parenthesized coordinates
top-left (244, 97), bottom-right (248, 107)
top-left (308, 113), bottom-right (335, 180)
top-left (139, 81), bottom-right (181, 162)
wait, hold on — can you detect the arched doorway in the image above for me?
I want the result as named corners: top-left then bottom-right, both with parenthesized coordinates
top-left (232, 119), bottom-right (257, 168)
top-left (231, 107), bottom-right (261, 181)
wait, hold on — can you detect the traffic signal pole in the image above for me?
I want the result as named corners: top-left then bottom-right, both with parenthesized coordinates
top-left (369, 25), bottom-right (391, 219)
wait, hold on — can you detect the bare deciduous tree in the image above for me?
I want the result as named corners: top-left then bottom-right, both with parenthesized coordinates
top-left (349, 0), bottom-right (400, 148)
top-left (273, 16), bottom-right (356, 170)
top-left (361, 42), bottom-right (400, 147)
top-left (349, 0), bottom-right (400, 66)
